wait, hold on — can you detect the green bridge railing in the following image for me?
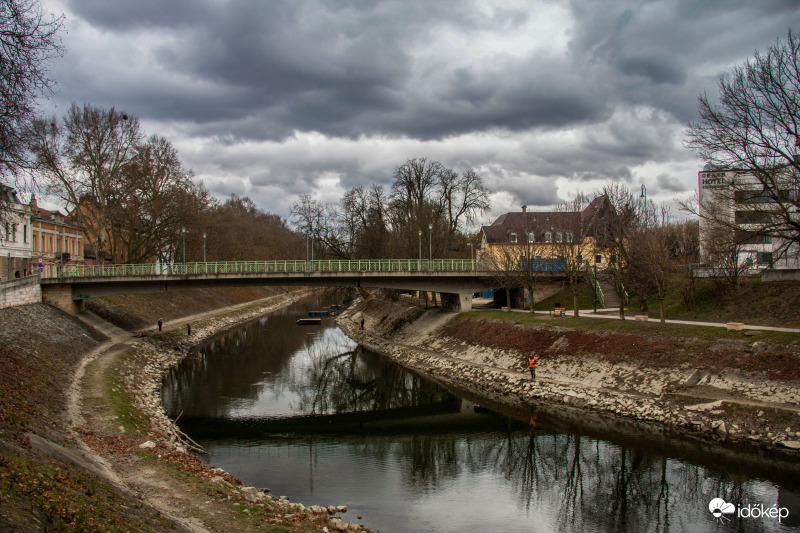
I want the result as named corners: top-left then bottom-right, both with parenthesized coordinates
top-left (44, 259), bottom-right (485, 279)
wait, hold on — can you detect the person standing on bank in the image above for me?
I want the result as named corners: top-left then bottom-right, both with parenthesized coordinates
top-left (528, 355), bottom-right (536, 380)
top-left (360, 318), bottom-right (365, 330)
top-left (158, 318), bottom-right (163, 332)
top-left (187, 324), bottom-right (191, 336)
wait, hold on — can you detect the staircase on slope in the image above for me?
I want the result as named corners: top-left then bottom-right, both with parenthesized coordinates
top-left (598, 280), bottom-right (621, 309)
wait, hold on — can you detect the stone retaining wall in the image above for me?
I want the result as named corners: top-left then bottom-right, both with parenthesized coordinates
top-left (0, 276), bottom-right (41, 309)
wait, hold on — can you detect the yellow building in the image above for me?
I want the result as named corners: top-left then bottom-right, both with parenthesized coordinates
top-left (29, 196), bottom-right (85, 276)
top-left (479, 195), bottom-right (614, 268)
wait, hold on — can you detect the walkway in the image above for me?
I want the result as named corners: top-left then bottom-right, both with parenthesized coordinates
top-left (484, 306), bottom-right (800, 333)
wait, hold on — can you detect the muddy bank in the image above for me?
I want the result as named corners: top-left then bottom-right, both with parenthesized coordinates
top-left (337, 296), bottom-right (800, 456)
top-left (76, 289), bottom-right (370, 532)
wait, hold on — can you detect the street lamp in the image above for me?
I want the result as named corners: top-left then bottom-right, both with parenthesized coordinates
top-left (640, 184), bottom-right (648, 227)
top-left (203, 232), bottom-right (207, 267)
top-left (418, 230), bottom-right (422, 270)
top-left (468, 242), bottom-right (474, 270)
top-left (428, 223), bottom-right (433, 270)
top-left (181, 227), bottom-right (186, 272)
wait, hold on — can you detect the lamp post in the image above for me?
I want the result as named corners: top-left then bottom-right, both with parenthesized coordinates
top-left (468, 242), bottom-right (473, 270)
top-left (428, 223), bottom-right (433, 270)
top-left (418, 230), bottom-right (422, 270)
top-left (640, 184), bottom-right (647, 227)
top-left (202, 232), bottom-right (207, 262)
top-left (181, 227), bottom-right (186, 272)
top-left (305, 233), bottom-right (309, 271)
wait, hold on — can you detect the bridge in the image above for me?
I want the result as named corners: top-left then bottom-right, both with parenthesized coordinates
top-left (37, 258), bottom-right (532, 314)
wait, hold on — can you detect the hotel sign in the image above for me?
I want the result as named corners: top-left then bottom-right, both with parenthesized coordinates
top-left (699, 171), bottom-right (729, 189)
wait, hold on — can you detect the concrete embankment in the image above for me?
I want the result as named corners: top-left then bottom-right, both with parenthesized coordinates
top-left (337, 296), bottom-right (800, 455)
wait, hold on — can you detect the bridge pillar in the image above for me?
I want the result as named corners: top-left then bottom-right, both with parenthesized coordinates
top-left (41, 284), bottom-right (85, 314)
top-left (441, 292), bottom-right (473, 312)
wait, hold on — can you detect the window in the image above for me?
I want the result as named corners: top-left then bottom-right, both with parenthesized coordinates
top-left (735, 210), bottom-right (771, 224)
top-left (757, 251), bottom-right (773, 265)
top-left (23, 225), bottom-right (27, 243)
top-left (595, 254), bottom-right (602, 264)
top-left (527, 232), bottom-right (534, 243)
top-left (555, 232), bottom-right (563, 243)
top-left (610, 254), bottom-right (618, 265)
top-left (545, 232), bottom-right (552, 243)
top-left (510, 232), bottom-right (517, 243)
top-left (566, 232), bottom-right (573, 243)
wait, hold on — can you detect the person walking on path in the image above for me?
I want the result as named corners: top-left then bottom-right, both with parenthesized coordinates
top-left (187, 324), bottom-right (191, 336)
top-left (158, 318), bottom-right (163, 332)
top-left (528, 355), bottom-right (536, 380)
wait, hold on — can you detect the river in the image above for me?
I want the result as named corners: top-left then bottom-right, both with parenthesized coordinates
top-left (162, 295), bottom-right (800, 532)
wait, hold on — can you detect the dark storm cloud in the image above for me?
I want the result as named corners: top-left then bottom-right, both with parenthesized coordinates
top-left (48, 0), bottom-right (800, 218)
top-left (58, 0), bottom-right (614, 141)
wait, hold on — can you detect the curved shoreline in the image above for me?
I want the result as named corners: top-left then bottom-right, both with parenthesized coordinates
top-left (336, 297), bottom-right (800, 460)
top-left (71, 290), bottom-right (369, 532)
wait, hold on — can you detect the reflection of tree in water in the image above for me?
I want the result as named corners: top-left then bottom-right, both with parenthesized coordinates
top-left (294, 344), bottom-right (456, 415)
top-left (163, 313), bottom-right (329, 417)
top-left (397, 428), bottom-right (787, 532)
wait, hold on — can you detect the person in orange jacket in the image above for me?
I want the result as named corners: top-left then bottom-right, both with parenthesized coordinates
top-left (528, 355), bottom-right (536, 380)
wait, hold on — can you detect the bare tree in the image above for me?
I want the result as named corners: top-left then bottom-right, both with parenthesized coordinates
top-left (0, 0), bottom-right (62, 189)
top-left (626, 203), bottom-right (675, 322)
top-left (438, 168), bottom-right (490, 249)
top-left (552, 196), bottom-right (591, 317)
top-left (114, 134), bottom-right (199, 263)
top-left (31, 103), bottom-right (142, 263)
top-left (595, 184), bottom-right (640, 319)
top-left (667, 220), bottom-right (700, 310)
top-left (685, 29), bottom-right (800, 257)
top-left (488, 232), bottom-right (550, 312)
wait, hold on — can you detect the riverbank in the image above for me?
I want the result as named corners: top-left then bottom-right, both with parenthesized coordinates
top-left (337, 295), bottom-right (800, 456)
top-left (0, 288), bottom-right (367, 532)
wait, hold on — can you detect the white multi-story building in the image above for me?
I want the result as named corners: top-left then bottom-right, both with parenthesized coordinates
top-left (0, 185), bottom-right (34, 279)
top-left (698, 165), bottom-right (800, 271)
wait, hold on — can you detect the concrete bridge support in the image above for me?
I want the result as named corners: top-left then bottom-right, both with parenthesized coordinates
top-left (441, 292), bottom-right (473, 312)
top-left (41, 284), bottom-right (85, 314)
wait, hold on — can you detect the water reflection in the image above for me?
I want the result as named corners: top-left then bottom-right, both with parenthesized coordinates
top-left (162, 299), bottom-right (800, 533)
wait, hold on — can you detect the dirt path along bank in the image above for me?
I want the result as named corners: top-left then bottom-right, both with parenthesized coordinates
top-left (0, 290), bottom-right (368, 532)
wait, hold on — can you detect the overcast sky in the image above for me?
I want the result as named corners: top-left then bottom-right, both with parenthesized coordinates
top-left (38, 0), bottom-right (800, 225)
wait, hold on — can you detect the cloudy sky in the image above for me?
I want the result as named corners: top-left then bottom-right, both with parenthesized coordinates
top-left (38, 0), bottom-right (800, 225)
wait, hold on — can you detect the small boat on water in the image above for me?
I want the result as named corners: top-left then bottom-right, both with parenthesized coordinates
top-left (296, 318), bottom-right (322, 325)
top-left (308, 310), bottom-right (332, 317)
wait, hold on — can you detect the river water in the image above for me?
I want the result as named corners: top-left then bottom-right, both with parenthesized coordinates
top-left (162, 296), bottom-right (800, 532)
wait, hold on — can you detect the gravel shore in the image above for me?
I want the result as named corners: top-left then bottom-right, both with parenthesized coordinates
top-left (336, 296), bottom-right (800, 456)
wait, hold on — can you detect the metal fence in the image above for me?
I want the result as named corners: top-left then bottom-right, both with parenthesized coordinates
top-left (45, 258), bottom-right (483, 278)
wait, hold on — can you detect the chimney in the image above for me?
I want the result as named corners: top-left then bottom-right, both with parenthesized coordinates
top-left (521, 205), bottom-right (527, 213)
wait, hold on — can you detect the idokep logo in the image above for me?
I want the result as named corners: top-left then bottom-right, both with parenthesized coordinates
top-left (709, 498), bottom-right (735, 523)
top-left (708, 498), bottom-right (790, 524)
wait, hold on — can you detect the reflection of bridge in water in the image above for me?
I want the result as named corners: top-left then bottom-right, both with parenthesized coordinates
top-left (37, 259), bottom-right (567, 313)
